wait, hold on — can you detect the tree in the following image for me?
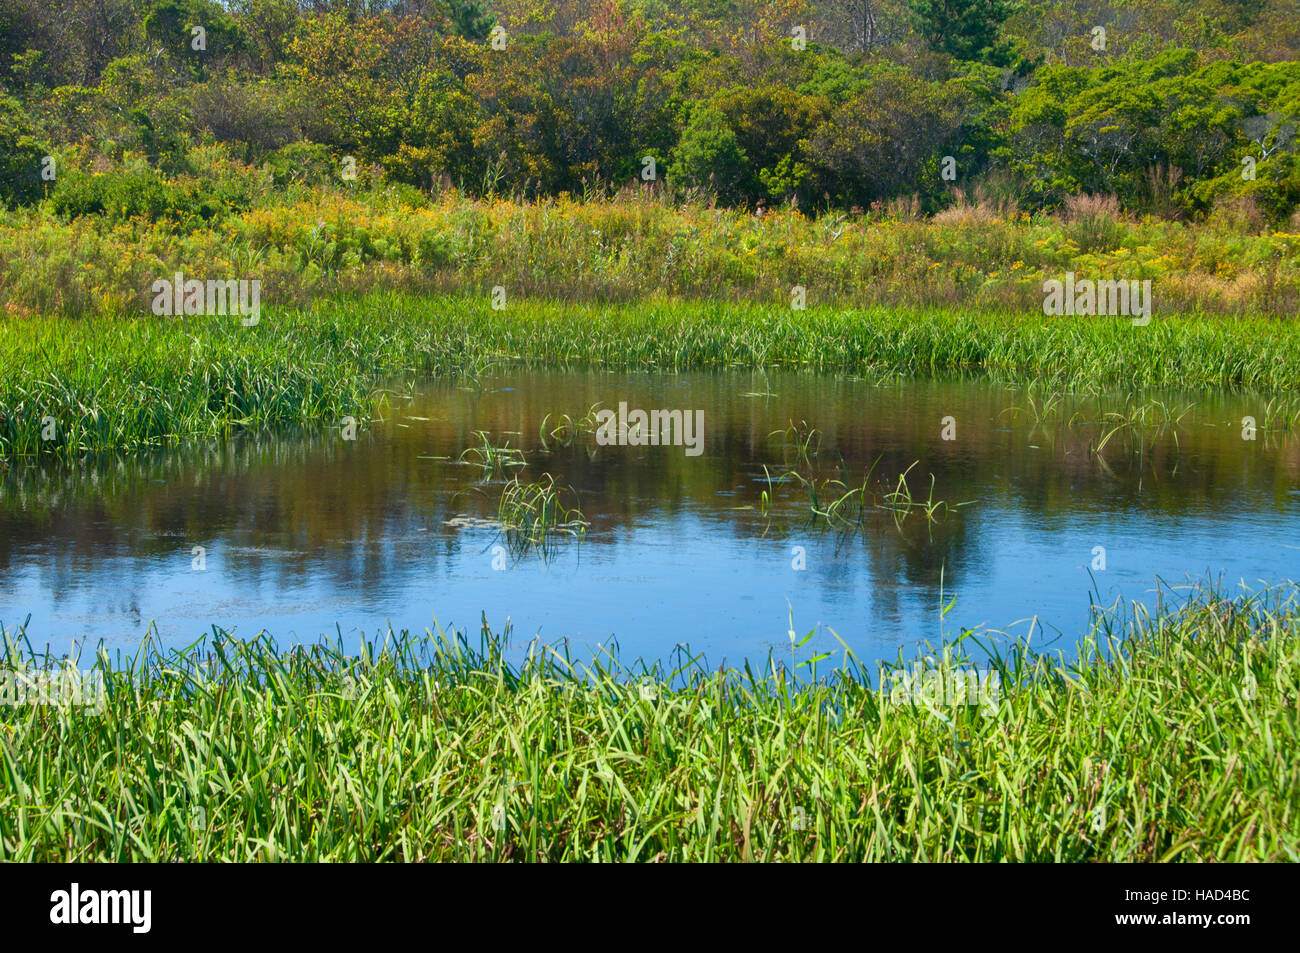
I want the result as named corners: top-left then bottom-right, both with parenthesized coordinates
top-left (671, 105), bottom-right (750, 204)
top-left (444, 0), bottom-right (494, 41)
top-left (712, 86), bottom-right (829, 205)
top-left (812, 0), bottom-right (911, 53)
top-left (807, 67), bottom-right (966, 206)
top-left (143, 0), bottom-right (247, 79)
top-left (907, 0), bottom-right (1016, 65)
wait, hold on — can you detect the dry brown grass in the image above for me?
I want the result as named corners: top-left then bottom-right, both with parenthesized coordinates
top-left (879, 194), bottom-right (922, 221)
top-left (1061, 193), bottom-right (1123, 223)
top-left (932, 186), bottom-right (1020, 226)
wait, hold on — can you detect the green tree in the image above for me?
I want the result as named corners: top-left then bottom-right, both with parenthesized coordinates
top-left (445, 0), bottom-right (495, 41)
top-left (807, 67), bottom-right (967, 207)
top-left (143, 0), bottom-right (246, 79)
top-left (713, 85), bottom-right (829, 205)
top-left (908, 0), bottom-right (1016, 65)
top-left (671, 105), bottom-right (750, 204)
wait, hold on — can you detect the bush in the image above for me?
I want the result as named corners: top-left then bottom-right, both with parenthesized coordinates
top-left (0, 95), bottom-right (47, 207)
top-left (50, 166), bottom-right (184, 221)
top-left (186, 77), bottom-right (303, 159)
top-left (1206, 194), bottom-right (1268, 234)
top-left (266, 141), bottom-right (337, 189)
top-left (178, 143), bottom-right (271, 216)
top-left (1060, 193), bottom-right (1124, 252)
top-left (416, 229), bottom-right (458, 267)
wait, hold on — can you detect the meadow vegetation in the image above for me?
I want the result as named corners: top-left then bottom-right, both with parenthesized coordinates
top-left (3, 184), bottom-right (1300, 318)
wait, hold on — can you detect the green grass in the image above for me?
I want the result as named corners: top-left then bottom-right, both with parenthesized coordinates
top-left (495, 473), bottom-right (589, 552)
top-left (784, 458), bottom-right (972, 537)
top-left (3, 291), bottom-right (1299, 460)
top-left (460, 430), bottom-right (527, 478)
top-left (1, 581), bottom-right (1296, 861)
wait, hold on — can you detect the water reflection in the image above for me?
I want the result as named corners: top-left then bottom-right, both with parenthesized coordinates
top-left (2, 371), bottom-right (1297, 665)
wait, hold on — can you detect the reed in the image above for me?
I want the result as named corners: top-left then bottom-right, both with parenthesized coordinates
top-left (771, 420), bottom-right (823, 466)
top-left (538, 403), bottom-right (605, 449)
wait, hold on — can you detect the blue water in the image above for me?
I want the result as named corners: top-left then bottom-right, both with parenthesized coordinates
top-left (2, 371), bottom-right (1296, 667)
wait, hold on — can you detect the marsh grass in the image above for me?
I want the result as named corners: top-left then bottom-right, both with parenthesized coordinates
top-left (1004, 388), bottom-right (1201, 465)
top-left (1089, 400), bottom-right (1192, 462)
top-left (461, 430), bottom-right (527, 478)
top-left (1260, 394), bottom-right (1300, 433)
top-left (1, 581), bottom-right (1296, 861)
top-left (4, 293), bottom-right (1299, 459)
top-left (4, 190), bottom-right (1297, 318)
top-left (538, 403), bottom-right (604, 450)
top-left (875, 461), bottom-right (970, 525)
top-left (495, 474), bottom-right (589, 551)
top-left (786, 457), bottom-right (970, 536)
top-left (770, 420), bottom-right (823, 465)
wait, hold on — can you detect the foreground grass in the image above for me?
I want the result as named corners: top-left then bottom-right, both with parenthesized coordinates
top-left (4, 292), bottom-right (1299, 458)
top-left (1, 583), bottom-right (1297, 861)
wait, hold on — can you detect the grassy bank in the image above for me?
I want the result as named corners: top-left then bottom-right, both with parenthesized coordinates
top-left (1, 583), bottom-right (1296, 861)
top-left (4, 292), bottom-right (1300, 458)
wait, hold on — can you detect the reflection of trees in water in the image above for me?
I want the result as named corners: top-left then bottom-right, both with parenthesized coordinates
top-left (793, 516), bottom-right (973, 633)
top-left (0, 373), bottom-right (1295, 599)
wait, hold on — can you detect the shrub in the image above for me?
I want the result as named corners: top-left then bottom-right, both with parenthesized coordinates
top-left (1206, 194), bottom-right (1268, 234)
top-left (178, 143), bottom-right (271, 216)
top-left (0, 94), bottom-right (47, 207)
top-left (50, 166), bottom-right (184, 221)
top-left (266, 141), bottom-right (337, 188)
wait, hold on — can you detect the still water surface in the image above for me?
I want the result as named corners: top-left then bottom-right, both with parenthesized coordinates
top-left (2, 370), bottom-right (1297, 667)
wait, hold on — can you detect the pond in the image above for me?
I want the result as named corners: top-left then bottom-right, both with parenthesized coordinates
top-left (2, 370), bottom-right (1297, 669)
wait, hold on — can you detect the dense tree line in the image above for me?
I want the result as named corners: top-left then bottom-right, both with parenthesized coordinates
top-left (1, 0), bottom-right (1298, 219)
